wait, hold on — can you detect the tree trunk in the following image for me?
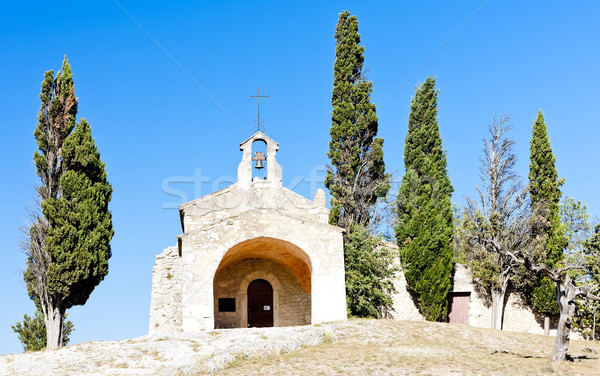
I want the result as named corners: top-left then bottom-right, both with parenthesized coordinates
top-left (544, 316), bottom-right (550, 336)
top-left (491, 286), bottom-right (507, 330)
top-left (551, 309), bottom-right (571, 361)
top-left (44, 305), bottom-right (64, 350)
top-left (593, 312), bottom-right (596, 355)
top-left (550, 281), bottom-right (576, 362)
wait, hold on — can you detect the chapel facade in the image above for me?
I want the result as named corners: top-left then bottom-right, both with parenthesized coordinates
top-left (149, 131), bottom-right (347, 334)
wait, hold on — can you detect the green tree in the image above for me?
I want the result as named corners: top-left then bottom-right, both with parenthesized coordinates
top-left (325, 10), bottom-right (389, 231)
top-left (395, 77), bottom-right (454, 321)
top-left (325, 11), bottom-right (393, 317)
top-left (557, 197), bottom-right (599, 339)
top-left (584, 225), bottom-right (600, 284)
top-left (528, 110), bottom-right (568, 333)
top-left (344, 226), bottom-right (397, 318)
top-left (23, 56), bottom-right (113, 350)
top-left (573, 224), bottom-right (600, 339)
top-left (560, 196), bottom-right (592, 268)
top-left (11, 310), bottom-right (74, 352)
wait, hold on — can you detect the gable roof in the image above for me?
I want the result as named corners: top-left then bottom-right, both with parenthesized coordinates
top-left (239, 131), bottom-right (279, 150)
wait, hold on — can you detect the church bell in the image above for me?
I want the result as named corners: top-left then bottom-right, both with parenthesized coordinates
top-left (252, 151), bottom-right (266, 170)
top-left (254, 158), bottom-right (264, 170)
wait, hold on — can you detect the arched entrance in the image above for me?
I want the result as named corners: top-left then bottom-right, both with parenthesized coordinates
top-left (212, 237), bottom-right (312, 329)
top-left (247, 279), bottom-right (273, 327)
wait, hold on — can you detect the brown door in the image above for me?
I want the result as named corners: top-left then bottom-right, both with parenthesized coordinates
top-left (247, 279), bottom-right (274, 327)
top-left (447, 292), bottom-right (470, 324)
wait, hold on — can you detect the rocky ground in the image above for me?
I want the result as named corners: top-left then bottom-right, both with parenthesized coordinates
top-left (0, 324), bottom-right (335, 375)
top-left (1, 319), bottom-right (598, 375)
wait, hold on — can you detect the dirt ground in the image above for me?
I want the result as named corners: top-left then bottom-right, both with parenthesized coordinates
top-left (2, 319), bottom-right (597, 375)
top-left (214, 319), bottom-right (600, 376)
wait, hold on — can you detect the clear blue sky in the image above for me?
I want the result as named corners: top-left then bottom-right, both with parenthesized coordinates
top-left (1, 1), bottom-right (599, 355)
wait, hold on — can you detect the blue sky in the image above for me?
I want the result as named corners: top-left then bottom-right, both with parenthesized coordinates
top-left (1, 1), bottom-right (599, 355)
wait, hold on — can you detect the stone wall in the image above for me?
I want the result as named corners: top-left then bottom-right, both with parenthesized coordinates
top-left (180, 185), bottom-right (331, 233)
top-left (383, 242), bottom-right (424, 321)
top-left (180, 207), bottom-right (347, 331)
top-left (213, 258), bottom-right (310, 328)
top-left (149, 239), bottom-right (553, 337)
top-left (388, 259), bottom-right (557, 336)
top-left (451, 263), bottom-right (556, 335)
top-left (149, 246), bottom-right (183, 335)
top-left (389, 263), bottom-right (424, 321)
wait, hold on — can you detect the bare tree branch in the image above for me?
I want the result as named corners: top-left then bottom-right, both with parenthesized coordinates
top-left (457, 115), bottom-right (535, 330)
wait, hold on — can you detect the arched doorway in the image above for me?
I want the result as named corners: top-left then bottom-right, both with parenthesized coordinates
top-left (247, 279), bottom-right (273, 327)
top-left (212, 237), bottom-right (312, 329)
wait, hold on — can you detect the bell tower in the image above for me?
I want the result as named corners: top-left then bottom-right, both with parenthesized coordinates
top-left (237, 131), bottom-right (282, 189)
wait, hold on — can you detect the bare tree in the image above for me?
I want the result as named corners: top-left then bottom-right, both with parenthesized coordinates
top-left (459, 116), bottom-right (600, 361)
top-left (501, 251), bottom-right (599, 361)
top-left (458, 115), bottom-right (532, 330)
top-left (21, 199), bottom-right (50, 312)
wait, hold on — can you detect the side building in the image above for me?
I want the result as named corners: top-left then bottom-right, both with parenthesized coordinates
top-left (387, 241), bottom-right (557, 335)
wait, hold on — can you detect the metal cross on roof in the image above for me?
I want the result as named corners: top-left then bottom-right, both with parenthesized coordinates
top-left (248, 87), bottom-right (270, 132)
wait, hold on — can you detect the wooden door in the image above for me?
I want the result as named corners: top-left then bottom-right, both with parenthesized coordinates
top-left (448, 292), bottom-right (470, 324)
top-left (247, 279), bottom-right (274, 327)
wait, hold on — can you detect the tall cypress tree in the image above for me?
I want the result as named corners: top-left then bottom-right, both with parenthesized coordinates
top-left (23, 57), bottom-right (113, 349)
top-left (528, 110), bottom-right (567, 326)
top-left (325, 11), bottom-right (393, 317)
top-left (395, 77), bottom-right (454, 321)
top-left (325, 10), bottom-right (389, 230)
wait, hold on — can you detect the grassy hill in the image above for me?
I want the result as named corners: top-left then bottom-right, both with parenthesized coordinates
top-left (1, 319), bottom-right (597, 375)
top-left (216, 319), bottom-right (599, 376)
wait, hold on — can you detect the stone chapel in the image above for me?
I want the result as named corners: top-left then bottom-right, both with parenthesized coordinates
top-left (149, 131), bottom-right (347, 334)
top-left (149, 132), bottom-right (555, 337)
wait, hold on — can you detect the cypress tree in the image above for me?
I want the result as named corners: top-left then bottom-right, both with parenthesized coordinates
top-left (528, 110), bottom-right (567, 325)
top-left (325, 11), bottom-right (393, 317)
top-left (395, 77), bottom-right (454, 321)
top-left (43, 118), bottom-right (113, 307)
top-left (325, 10), bottom-right (389, 230)
top-left (23, 57), bottom-right (113, 349)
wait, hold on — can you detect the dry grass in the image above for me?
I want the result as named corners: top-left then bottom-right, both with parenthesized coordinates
top-left (213, 319), bottom-right (600, 375)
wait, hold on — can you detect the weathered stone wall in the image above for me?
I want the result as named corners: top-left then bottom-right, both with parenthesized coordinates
top-left (149, 246), bottom-right (183, 335)
top-left (389, 262), bottom-right (424, 321)
top-left (388, 260), bottom-right (557, 336)
top-left (451, 263), bottom-right (486, 326)
top-left (213, 258), bottom-right (310, 328)
top-left (180, 207), bottom-right (347, 331)
top-left (180, 184), bottom-right (331, 232)
top-left (451, 263), bottom-right (556, 335)
top-left (503, 293), bottom-right (556, 335)
top-left (380, 242), bottom-right (424, 321)
top-left (150, 231), bottom-right (553, 337)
